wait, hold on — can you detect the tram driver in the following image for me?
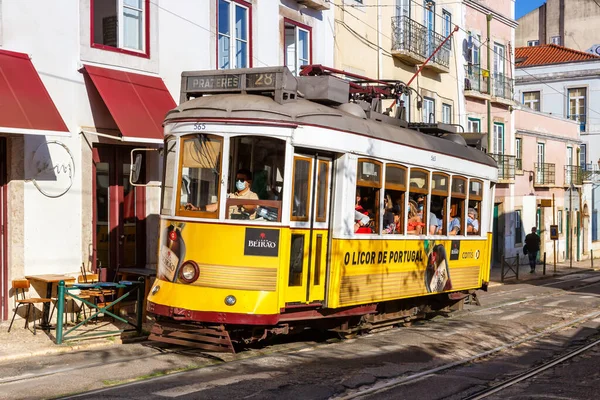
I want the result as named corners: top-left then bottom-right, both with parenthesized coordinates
top-left (185, 168), bottom-right (259, 217)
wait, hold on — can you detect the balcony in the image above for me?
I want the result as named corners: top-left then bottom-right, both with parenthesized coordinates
top-left (534, 163), bottom-right (556, 186)
top-left (489, 153), bottom-right (515, 182)
top-left (391, 15), bottom-right (450, 73)
top-left (492, 74), bottom-right (515, 105)
top-left (565, 165), bottom-right (583, 186)
top-left (464, 65), bottom-right (490, 100)
top-left (567, 114), bottom-right (586, 132)
top-left (296, 0), bottom-right (330, 10)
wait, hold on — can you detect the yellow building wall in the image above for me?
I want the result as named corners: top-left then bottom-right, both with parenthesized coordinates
top-left (333, 1), bottom-right (461, 125)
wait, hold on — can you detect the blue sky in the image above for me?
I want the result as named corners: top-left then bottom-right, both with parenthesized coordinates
top-left (516, 0), bottom-right (546, 19)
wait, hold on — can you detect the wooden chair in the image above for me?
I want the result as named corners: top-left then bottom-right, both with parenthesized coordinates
top-left (8, 279), bottom-right (52, 335)
top-left (77, 274), bottom-right (117, 322)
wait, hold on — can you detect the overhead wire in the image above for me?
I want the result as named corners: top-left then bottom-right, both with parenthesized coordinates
top-left (328, 0), bottom-right (600, 123)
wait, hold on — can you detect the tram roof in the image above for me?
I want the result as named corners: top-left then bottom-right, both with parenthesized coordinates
top-left (164, 94), bottom-right (497, 169)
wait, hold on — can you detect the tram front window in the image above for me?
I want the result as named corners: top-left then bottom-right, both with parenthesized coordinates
top-left (178, 134), bottom-right (223, 217)
top-left (226, 136), bottom-right (286, 222)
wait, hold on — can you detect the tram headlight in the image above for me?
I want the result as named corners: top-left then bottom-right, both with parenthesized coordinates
top-left (179, 260), bottom-right (200, 283)
top-left (225, 295), bottom-right (236, 306)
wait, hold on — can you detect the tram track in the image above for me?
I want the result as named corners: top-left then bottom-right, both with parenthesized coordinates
top-left (463, 336), bottom-right (600, 400)
top-left (3, 273), bottom-right (599, 389)
top-left (333, 308), bottom-right (600, 399)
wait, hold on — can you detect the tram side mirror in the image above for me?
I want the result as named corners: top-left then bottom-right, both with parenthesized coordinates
top-left (129, 148), bottom-right (161, 187)
top-left (132, 153), bottom-right (143, 183)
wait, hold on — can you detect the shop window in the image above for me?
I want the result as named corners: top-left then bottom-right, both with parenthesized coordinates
top-left (355, 159), bottom-right (382, 234)
top-left (91, 0), bottom-right (149, 57)
top-left (407, 168), bottom-right (429, 235)
top-left (468, 179), bottom-right (483, 235)
top-left (177, 135), bottom-right (223, 218)
top-left (431, 173), bottom-right (449, 235)
top-left (383, 164), bottom-right (407, 234)
top-left (450, 176), bottom-right (467, 236)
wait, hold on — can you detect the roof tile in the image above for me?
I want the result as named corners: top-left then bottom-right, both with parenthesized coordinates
top-left (515, 44), bottom-right (600, 67)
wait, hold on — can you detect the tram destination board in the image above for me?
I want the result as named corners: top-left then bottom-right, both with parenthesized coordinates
top-left (185, 72), bottom-right (279, 93)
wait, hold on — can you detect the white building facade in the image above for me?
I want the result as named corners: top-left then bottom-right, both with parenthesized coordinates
top-left (0, 0), bottom-right (334, 321)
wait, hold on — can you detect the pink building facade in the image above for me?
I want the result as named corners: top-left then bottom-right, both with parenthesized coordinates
top-left (512, 108), bottom-right (587, 263)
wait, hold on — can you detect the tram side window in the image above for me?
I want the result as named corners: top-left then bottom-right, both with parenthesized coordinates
top-left (227, 136), bottom-right (286, 222)
top-left (468, 180), bottom-right (483, 235)
top-left (431, 173), bottom-right (449, 235)
top-left (407, 169), bottom-right (429, 235)
top-left (355, 159), bottom-right (382, 234)
top-left (178, 135), bottom-right (222, 218)
top-left (291, 156), bottom-right (311, 221)
top-left (450, 177), bottom-right (467, 236)
top-left (383, 164), bottom-right (407, 234)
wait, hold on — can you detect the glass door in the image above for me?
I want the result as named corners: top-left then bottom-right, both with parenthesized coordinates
top-left (94, 147), bottom-right (145, 280)
top-left (424, 1), bottom-right (435, 57)
top-left (285, 153), bottom-right (332, 305)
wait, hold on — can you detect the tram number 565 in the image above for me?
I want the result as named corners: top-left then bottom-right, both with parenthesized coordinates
top-left (193, 123), bottom-right (206, 131)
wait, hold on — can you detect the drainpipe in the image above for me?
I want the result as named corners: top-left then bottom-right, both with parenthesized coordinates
top-left (487, 14), bottom-right (492, 153)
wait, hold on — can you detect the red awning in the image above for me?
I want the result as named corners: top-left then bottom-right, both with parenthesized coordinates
top-left (0, 49), bottom-right (68, 134)
top-left (83, 65), bottom-right (176, 143)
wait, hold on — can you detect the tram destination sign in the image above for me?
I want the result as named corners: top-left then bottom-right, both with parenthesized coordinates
top-left (186, 74), bottom-right (241, 91)
top-left (186, 72), bottom-right (279, 93)
top-left (181, 67), bottom-right (297, 103)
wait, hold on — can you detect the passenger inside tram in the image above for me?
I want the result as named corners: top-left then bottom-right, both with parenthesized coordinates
top-left (467, 207), bottom-right (479, 234)
top-left (429, 199), bottom-right (443, 235)
top-left (407, 200), bottom-right (424, 235)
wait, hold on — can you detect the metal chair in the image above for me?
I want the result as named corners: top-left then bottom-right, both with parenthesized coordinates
top-left (8, 279), bottom-right (52, 335)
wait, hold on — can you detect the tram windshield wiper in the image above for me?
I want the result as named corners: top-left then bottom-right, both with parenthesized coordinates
top-left (191, 133), bottom-right (220, 176)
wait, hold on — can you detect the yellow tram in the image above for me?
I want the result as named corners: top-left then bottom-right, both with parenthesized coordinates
top-left (143, 67), bottom-right (497, 352)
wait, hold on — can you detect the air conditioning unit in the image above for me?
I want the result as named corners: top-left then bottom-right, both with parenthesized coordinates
top-left (297, 0), bottom-right (330, 11)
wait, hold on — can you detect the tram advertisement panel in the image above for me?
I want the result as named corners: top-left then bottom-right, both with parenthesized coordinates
top-left (331, 238), bottom-right (488, 308)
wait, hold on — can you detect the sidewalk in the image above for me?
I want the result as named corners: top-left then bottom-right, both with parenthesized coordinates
top-left (0, 317), bottom-right (152, 363)
top-left (489, 256), bottom-right (599, 285)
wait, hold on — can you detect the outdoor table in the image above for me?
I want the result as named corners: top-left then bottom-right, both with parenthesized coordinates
top-left (55, 279), bottom-right (144, 344)
top-left (25, 274), bottom-right (76, 331)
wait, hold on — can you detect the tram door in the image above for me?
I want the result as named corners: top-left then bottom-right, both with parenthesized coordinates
top-left (285, 154), bottom-right (332, 305)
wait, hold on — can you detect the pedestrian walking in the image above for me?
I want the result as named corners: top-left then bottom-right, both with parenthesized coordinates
top-left (524, 227), bottom-right (541, 273)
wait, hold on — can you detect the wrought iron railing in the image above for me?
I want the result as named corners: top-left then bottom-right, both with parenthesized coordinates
top-left (534, 162), bottom-right (556, 185)
top-left (565, 165), bottom-right (583, 185)
top-left (567, 114), bottom-right (586, 132)
top-left (464, 65), bottom-right (489, 94)
top-left (489, 153), bottom-right (515, 180)
top-left (391, 15), bottom-right (450, 69)
top-left (493, 74), bottom-right (514, 100)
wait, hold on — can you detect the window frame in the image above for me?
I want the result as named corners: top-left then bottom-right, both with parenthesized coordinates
top-left (176, 134), bottom-right (224, 219)
top-left (217, 0), bottom-right (253, 70)
top-left (468, 179), bottom-right (483, 236)
top-left (493, 122), bottom-right (505, 154)
top-left (431, 172), bottom-right (450, 235)
top-left (423, 97), bottom-right (435, 123)
top-left (551, 36), bottom-right (561, 45)
top-left (527, 40), bottom-right (539, 46)
top-left (290, 155), bottom-right (313, 222)
top-left (90, 0), bottom-right (151, 58)
top-left (449, 176), bottom-right (467, 236)
top-left (468, 117), bottom-right (481, 133)
top-left (516, 137), bottom-right (523, 173)
top-left (558, 209), bottom-right (563, 234)
top-left (442, 103), bottom-right (452, 124)
top-left (515, 209), bottom-right (522, 244)
top-left (283, 18), bottom-right (313, 76)
top-left (315, 159), bottom-right (330, 223)
top-left (442, 9), bottom-right (452, 49)
top-left (523, 91), bottom-right (540, 111)
top-left (384, 163), bottom-right (407, 234)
